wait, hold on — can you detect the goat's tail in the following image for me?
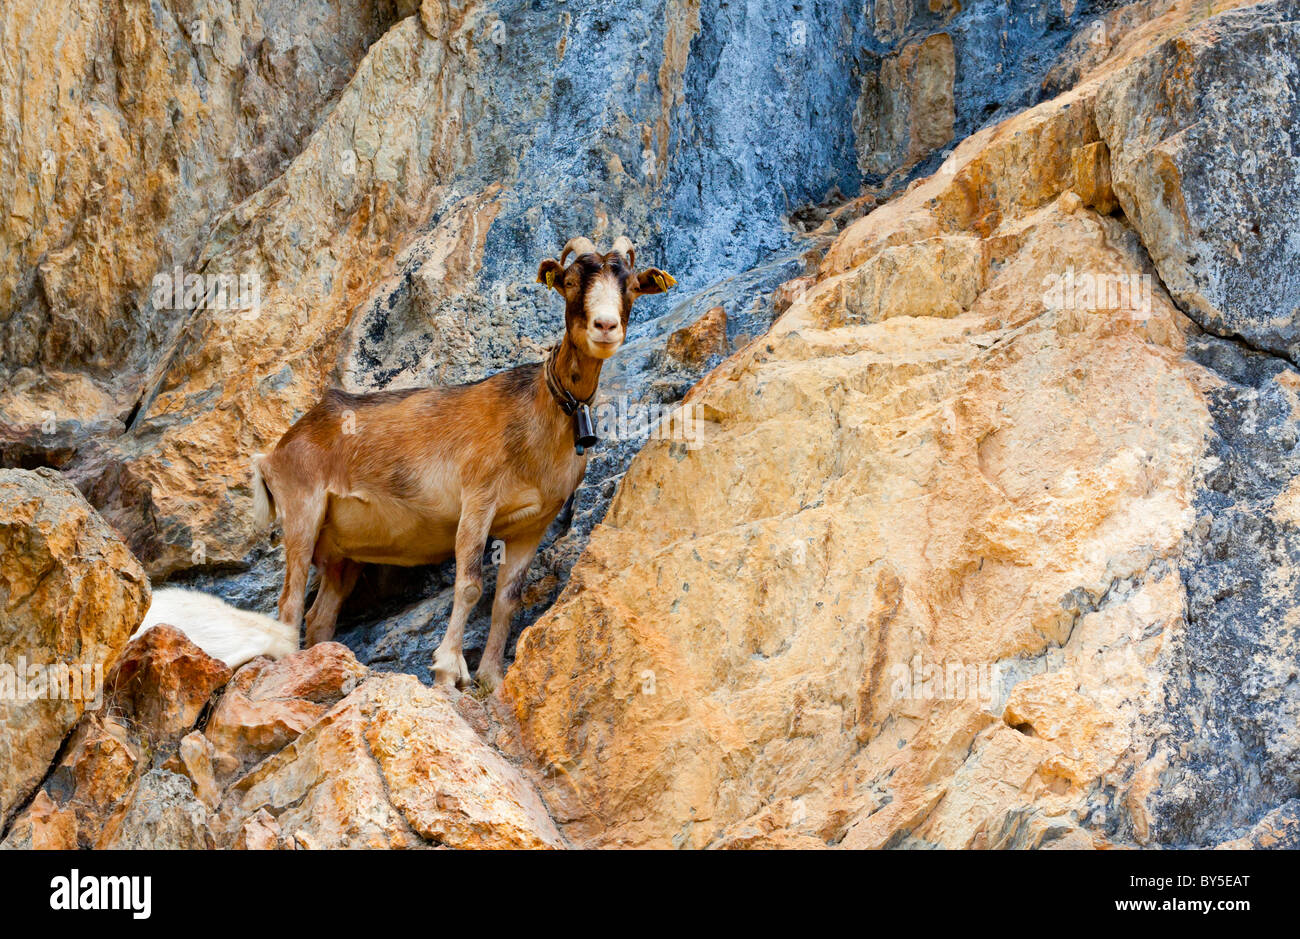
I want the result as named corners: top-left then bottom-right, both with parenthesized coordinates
top-left (251, 454), bottom-right (276, 530)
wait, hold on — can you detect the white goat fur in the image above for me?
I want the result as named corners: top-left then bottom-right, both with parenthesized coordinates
top-left (131, 587), bottom-right (299, 668)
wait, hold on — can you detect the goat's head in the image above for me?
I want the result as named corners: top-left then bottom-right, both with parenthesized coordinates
top-left (536, 236), bottom-right (676, 360)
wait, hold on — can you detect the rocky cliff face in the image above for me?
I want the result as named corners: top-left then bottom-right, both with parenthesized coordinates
top-left (1, 0), bottom-right (1115, 677)
top-left (3, 0), bottom-right (1300, 849)
top-left (494, 0), bottom-right (1300, 847)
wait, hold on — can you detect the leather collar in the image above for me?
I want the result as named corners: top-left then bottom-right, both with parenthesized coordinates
top-left (544, 343), bottom-right (600, 454)
top-left (544, 343), bottom-right (595, 416)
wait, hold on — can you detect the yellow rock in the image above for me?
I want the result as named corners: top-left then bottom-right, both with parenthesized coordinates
top-left (220, 674), bottom-right (565, 849)
top-left (0, 468), bottom-right (149, 825)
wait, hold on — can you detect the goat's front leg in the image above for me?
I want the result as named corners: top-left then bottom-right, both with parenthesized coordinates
top-left (431, 495), bottom-right (495, 689)
top-left (477, 529), bottom-right (544, 693)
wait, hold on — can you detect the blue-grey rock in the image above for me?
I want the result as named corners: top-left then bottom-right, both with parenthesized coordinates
top-left (1155, 331), bottom-right (1300, 844)
top-left (1097, 0), bottom-right (1300, 361)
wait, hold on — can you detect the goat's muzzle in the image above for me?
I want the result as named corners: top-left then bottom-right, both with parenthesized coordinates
top-left (582, 274), bottom-right (624, 358)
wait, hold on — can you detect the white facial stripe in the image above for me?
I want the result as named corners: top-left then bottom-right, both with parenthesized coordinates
top-left (584, 275), bottom-right (622, 327)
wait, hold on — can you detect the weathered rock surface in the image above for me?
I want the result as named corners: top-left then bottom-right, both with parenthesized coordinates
top-left (1096, 0), bottom-right (1300, 361)
top-left (1215, 799), bottom-right (1300, 849)
top-left (219, 673), bottom-right (563, 849)
top-left (3, 624), bottom-right (239, 848)
top-left (855, 32), bottom-right (956, 181)
top-left (0, 467), bottom-right (556, 849)
top-left (502, 198), bottom-right (1205, 846)
top-left (663, 306), bottom-right (728, 368)
top-left (0, 0), bottom-right (416, 415)
top-left (1, 714), bottom-right (143, 849)
top-left (3, 625), bottom-right (563, 849)
top-left (497, 0), bottom-right (1300, 849)
top-left (107, 624), bottom-right (233, 747)
top-left (0, 468), bottom-right (148, 828)
top-left (202, 642), bottom-right (368, 785)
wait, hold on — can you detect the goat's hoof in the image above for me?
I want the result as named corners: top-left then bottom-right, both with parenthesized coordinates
top-left (432, 652), bottom-right (471, 691)
top-left (475, 665), bottom-right (504, 695)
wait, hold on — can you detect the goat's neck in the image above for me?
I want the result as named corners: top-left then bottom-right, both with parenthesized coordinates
top-left (549, 335), bottom-right (603, 405)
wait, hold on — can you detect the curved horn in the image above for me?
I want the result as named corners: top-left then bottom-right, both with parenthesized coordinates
top-left (559, 237), bottom-right (599, 267)
top-left (610, 236), bottom-right (636, 268)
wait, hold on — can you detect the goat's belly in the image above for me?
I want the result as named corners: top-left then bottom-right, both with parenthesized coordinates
top-left (322, 493), bottom-right (456, 566)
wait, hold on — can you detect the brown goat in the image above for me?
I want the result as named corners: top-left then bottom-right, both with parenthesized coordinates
top-left (250, 236), bottom-right (675, 689)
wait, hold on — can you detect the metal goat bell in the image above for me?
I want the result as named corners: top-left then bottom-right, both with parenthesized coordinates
top-left (573, 404), bottom-right (598, 454)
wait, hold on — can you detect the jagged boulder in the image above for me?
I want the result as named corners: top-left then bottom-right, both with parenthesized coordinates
top-left (1096, 0), bottom-right (1300, 360)
top-left (0, 477), bottom-right (558, 851)
top-left (107, 625), bottom-right (234, 748)
top-left (2, 625), bottom-right (230, 849)
top-left (217, 673), bottom-right (564, 849)
top-left (0, 468), bottom-right (148, 829)
top-left (201, 642), bottom-right (368, 785)
top-left (5, 625), bottom-right (563, 850)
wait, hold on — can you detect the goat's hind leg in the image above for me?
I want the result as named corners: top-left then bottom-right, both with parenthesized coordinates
top-left (276, 491), bottom-right (327, 632)
top-left (304, 556), bottom-right (361, 646)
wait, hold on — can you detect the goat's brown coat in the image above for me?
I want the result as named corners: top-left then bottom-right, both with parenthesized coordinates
top-left (253, 238), bottom-right (674, 689)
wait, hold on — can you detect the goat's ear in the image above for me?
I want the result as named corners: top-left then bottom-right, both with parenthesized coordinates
top-left (633, 268), bottom-right (676, 296)
top-left (537, 259), bottom-right (565, 291)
